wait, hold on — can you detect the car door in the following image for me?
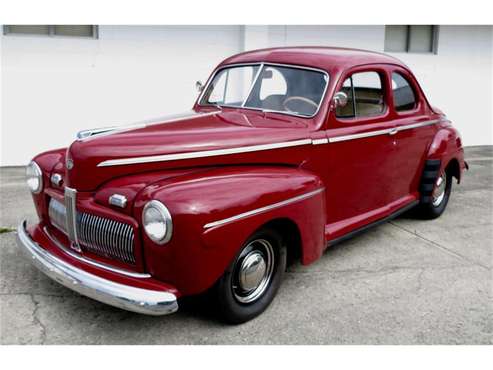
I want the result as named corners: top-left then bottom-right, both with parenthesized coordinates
top-left (323, 66), bottom-right (397, 239)
top-left (388, 68), bottom-right (438, 203)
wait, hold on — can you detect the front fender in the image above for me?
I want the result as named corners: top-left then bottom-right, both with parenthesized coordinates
top-left (134, 166), bottom-right (326, 296)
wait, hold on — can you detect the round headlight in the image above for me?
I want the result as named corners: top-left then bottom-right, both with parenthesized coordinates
top-left (26, 161), bottom-right (43, 194)
top-left (142, 200), bottom-right (173, 244)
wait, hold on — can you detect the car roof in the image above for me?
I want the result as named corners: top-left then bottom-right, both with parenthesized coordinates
top-left (220, 46), bottom-right (406, 72)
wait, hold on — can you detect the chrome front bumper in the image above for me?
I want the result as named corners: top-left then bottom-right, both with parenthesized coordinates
top-left (16, 220), bottom-right (178, 316)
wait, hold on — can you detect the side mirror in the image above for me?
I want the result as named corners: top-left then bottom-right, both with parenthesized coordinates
top-left (196, 80), bottom-right (204, 93)
top-left (333, 91), bottom-right (348, 108)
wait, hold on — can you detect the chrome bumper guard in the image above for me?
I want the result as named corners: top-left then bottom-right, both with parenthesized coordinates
top-left (16, 220), bottom-right (178, 316)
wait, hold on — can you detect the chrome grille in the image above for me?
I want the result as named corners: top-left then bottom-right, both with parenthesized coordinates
top-left (48, 198), bottom-right (67, 234)
top-left (64, 187), bottom-right (78, 244)
top-left (77, 212), bottom-right (135, 264)
top-left (48, 197), bottom-right (136, 264)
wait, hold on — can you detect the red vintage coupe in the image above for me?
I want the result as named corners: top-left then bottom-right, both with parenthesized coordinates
top-left (18, 47), bottom-right (466, 323)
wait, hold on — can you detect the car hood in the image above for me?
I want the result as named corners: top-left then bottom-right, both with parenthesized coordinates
top-left (66, 109), bottom-right (314, 191)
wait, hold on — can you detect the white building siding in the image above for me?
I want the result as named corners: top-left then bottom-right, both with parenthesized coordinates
top-left (1, 25), bottom-right (491, 166)
top-left (269, 25), bottom-right (493, 148)
top-left (1, 25), bottom-right (243, 165)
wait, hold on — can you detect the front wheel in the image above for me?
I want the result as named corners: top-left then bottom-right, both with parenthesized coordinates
top-left (212, 228), bottom-right (287, 324)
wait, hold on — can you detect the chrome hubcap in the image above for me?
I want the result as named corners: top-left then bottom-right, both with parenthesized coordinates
top-left (432, 173), bottom-right (447, 207)
top-left (232, 239), bottom-right (274, 304)
top-left (239, 251), bottom-right (267, 291)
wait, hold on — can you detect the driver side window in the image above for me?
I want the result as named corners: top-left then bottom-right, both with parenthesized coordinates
top-left (336, 71), bottom-right (385, 118)
top-left (335, 78), bottom-right (355, 117)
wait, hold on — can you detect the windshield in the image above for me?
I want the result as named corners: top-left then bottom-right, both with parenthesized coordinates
top-left (200, 64), bottom-right (329, 117)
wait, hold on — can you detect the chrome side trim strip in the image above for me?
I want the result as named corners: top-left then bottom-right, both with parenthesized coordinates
top-left (97, 119), bottom-right (440, 166)
top-left (328, 127), bottom-right (392, 143)
top-left (328, 119), bottom-right (440, 143)
top-left (98, 138), bottom-right (313, 167)
top-left (203, 188), bottom-right (325, 229)
top-left (312, 138), bottom-right (329, 145)
top-left (44, 226), bottom-right (150, 279)
top-left (395, 119), bottom-right (440, 132)
top-left (17, 221), bottom-right (177, 316)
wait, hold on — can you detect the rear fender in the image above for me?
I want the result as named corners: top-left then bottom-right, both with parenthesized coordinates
top-left (426, 123), bottom-right (466, 183)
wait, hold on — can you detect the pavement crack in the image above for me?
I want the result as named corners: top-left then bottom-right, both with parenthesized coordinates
top-left (286, 265), bottom-right (454, 283)
top-left (287, 264), bottom-right (463, 277)
top-left (416, 268), bottom-right (425, 293)
top-left (0, 292), bottom-right (70, 297)
top-left (30, 294), bottom-right (47, 345)
top-left (389, 221), bottom-right (490, 271)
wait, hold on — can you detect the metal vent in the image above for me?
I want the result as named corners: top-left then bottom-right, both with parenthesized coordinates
top-left (48, 198), bottom-right (67, 234)
top-left (48, 197), bottom-right (136, 264)
top-left (77, 212), bottom-right (135, 264)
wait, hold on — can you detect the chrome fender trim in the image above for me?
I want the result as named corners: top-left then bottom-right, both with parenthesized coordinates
top-left (203, 188), bottom-right (325, 229)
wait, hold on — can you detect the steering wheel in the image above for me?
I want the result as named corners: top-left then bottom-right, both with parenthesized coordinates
top-left (282, 96), bottom-right (318, 113)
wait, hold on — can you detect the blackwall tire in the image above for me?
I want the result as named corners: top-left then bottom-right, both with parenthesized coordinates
top-left (212, 227), bottom-right (287, 324)
top-left (416, 170), bottom-right (452, 219)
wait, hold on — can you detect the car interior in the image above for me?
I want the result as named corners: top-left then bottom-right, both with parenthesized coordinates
top-left (203, 65), bottom-right (327, 117)
top-left (336, 72), bottom-right (385, 118)
top-left (244, 66), bottom-right (327, 116)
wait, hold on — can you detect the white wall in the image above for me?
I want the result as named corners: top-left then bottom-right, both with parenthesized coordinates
top-left (262, 25), bottom-right (493, 148)
top-left (391, 26), bottom-right (492, 147)
top-left (1, 25), bottom-right (243, 165)
top-left (1, 25), bottom-right (492, 166)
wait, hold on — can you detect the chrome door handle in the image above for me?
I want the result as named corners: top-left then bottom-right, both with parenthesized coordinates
top-left (389, 128), bottom-right (398, 136)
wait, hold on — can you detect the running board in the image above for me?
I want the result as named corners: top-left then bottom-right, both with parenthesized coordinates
top-left (326, 200), bottom-right (419, 247)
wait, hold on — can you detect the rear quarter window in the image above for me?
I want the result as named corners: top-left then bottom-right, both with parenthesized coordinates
top-left (392, 72), bottom-right (417, 111)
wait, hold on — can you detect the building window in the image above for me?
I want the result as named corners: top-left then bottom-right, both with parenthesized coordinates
top-left (3, 25), bottom-right (98, 39)
top-left (384, 25), bottom-right (438, 54)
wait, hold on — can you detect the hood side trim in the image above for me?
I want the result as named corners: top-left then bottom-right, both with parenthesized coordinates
top-left (78, 111), bottom-right (220, 142)
top-left (97, 138), bottom-right (313, 167)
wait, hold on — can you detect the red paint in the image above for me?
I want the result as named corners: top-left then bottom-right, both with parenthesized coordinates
top-left (27, 47), bottom-right (466, 298)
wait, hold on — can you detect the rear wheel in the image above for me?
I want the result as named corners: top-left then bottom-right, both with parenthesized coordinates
top-left (416, 170), bottom-right (452, 219)
top-left (213, 227), bottom-right (286, 324)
